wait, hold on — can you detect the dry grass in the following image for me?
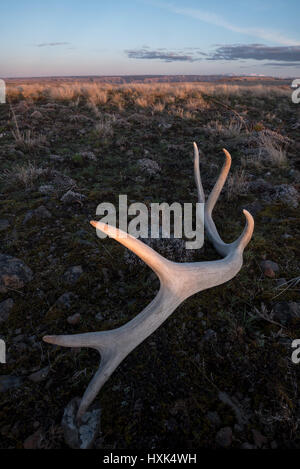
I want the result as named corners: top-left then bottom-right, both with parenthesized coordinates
top-left (6, 81), bottom-right (291, 108)
top-left (10, 107), bottom-right (47, 153)
top-left (12, 129), bottom-right (47, 153)
top-left (151, 101), bottom-right (165, 113)
top-left (241, 129), bottom-right (291, 169)
top-left (1, 162), bottom-right (49, 188)
top-left (205, 117), bottom-right (244, 138)
top-left (94, 114), bottom-right (116, 138)
top-left (226, 168), bottom-right (249, 200)
top-left (259, 130), bottom-right (289, 167)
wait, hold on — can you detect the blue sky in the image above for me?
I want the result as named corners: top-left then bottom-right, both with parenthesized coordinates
top-left (1, 0), bottom-right (300, 77)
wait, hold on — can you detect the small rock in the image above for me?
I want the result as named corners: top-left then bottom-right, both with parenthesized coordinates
top-left (23, 205), bottom-right (52, 224)
top-left (202, 329), bottom-right (217, 343)
top-left (12, 333), bottom-right (25, 344)
top-left (62, 266), bottom-right (83, 285)
top-left (252, 429), bottom-right (267, 448)
top-left (95, 313), bottom-right (104, 321)
top-left (240, 442), bottom-right (255, 449)
top-left (218, 391), bottom-right (248, 428)
top-left (234, 424), bottom-right (243, 433)
top-left (260, 260), bottom-right (279, 273)
top-left (67, 313), bottom-right (81, 325)
top-left (0, 254), bottom-right (33, 293)
top-left (264, 267), bottom-right (276, 278)
top-left (31, 110), bottom-right (43, 119)
top-left (57, 292), bottom-right (78, 309)
top-left (62, 397), bottom-right (101, 449)
top-left (276, 278), bottom-right (287, 288)
top-left (0, 219), bottom-right (9, 232)
top-left (50, 154), bottom-right (64, 162)
top-left (39, 184), bottom-right (55, 195)
top-left (0, 298), bottom-right (14, 323)
top-left (29, 366), bottom-right (50, 383)
top-left (215, 427), bottom-right (232, 448)
top-left (248, 179), bottom-right (273, 194)
top-left (23, 211), bottom-right (34, 224)
top-left (260, 260), bottom-right (279, 277)
top-left (60, 190), bottom-right (86, 204)
top-left (52, 172), bottom-right (75, 189)
top-left (44, 103), bottom-right (57, 109)
top-left (273, 302), bottom-right (300, 324)
top-left (158, 121), bottom-right (172, 130)
top-left (137, 158), bottom-right (161, 176)
top-left (272, 184), bottom-right (299, 208)
top-left (35, 205), bottom-right (52, 218)
top-left (23, 429), bottom-right (43, 449)
top-left (206, 411), bottom-right (221, 427)
top-left (0, 375), bottom-right (23, 393)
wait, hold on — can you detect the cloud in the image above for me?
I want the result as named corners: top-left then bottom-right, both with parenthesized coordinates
top-left (264, 62), bottom-right (300, 67)
top-left (37, 42), bottom-right (70, 47)
top-left (157, 2), bottom-right (300, 46)
top-left (126, 48), bottom-right (201, 62)
top-left (207, 44), bottom-right (300, 62)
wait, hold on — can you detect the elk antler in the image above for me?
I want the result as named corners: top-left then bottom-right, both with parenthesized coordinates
top-left (43, 143), bottom-right (254, 422)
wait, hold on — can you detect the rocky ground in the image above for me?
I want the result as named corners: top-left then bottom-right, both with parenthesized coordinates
top-left (0, 83), bottom-right (299, 449)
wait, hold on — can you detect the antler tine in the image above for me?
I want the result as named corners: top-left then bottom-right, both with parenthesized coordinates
top-left (206, 148), bottom-right (232, 215)
top-left (193, 143), bottom-right (247, 257)
top-left (235, 209), bottom-right (254, 252)
top-left (43, 331), bottom-right (112, 349)
top-left (193, 142), bottom-right (205, 204)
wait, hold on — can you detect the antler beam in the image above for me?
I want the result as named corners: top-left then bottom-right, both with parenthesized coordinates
top-left (44, 143), bottom-right (254, 422)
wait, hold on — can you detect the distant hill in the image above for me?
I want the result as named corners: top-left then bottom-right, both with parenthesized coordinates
top-left (5, 74), bottom-right (292, 87)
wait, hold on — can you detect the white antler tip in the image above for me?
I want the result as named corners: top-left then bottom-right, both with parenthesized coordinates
top-left (43, 336), bottom-right (56, 344)
top-left (90, 220), bottom-right (119, 238)
top-left (90, 220), bottom-right (106, 230)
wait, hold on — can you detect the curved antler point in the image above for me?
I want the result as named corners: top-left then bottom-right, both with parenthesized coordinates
top-left (242, 209), bottom-right (254, 227)
top-left (222, 148), bottom-right (232, 164)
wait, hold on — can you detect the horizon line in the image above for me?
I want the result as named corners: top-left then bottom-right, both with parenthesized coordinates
top-left (1, 73), bottom-right (295, 80)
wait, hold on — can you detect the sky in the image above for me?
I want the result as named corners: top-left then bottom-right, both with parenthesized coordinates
top-left (0, 0), bottom-right (300, 78)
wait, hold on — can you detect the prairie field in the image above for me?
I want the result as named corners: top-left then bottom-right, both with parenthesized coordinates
top-left (0, 78), bottom-right (300, 449)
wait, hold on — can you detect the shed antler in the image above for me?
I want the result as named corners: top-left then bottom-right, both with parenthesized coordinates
top-left (43, 144), bottom-right (254, 421)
